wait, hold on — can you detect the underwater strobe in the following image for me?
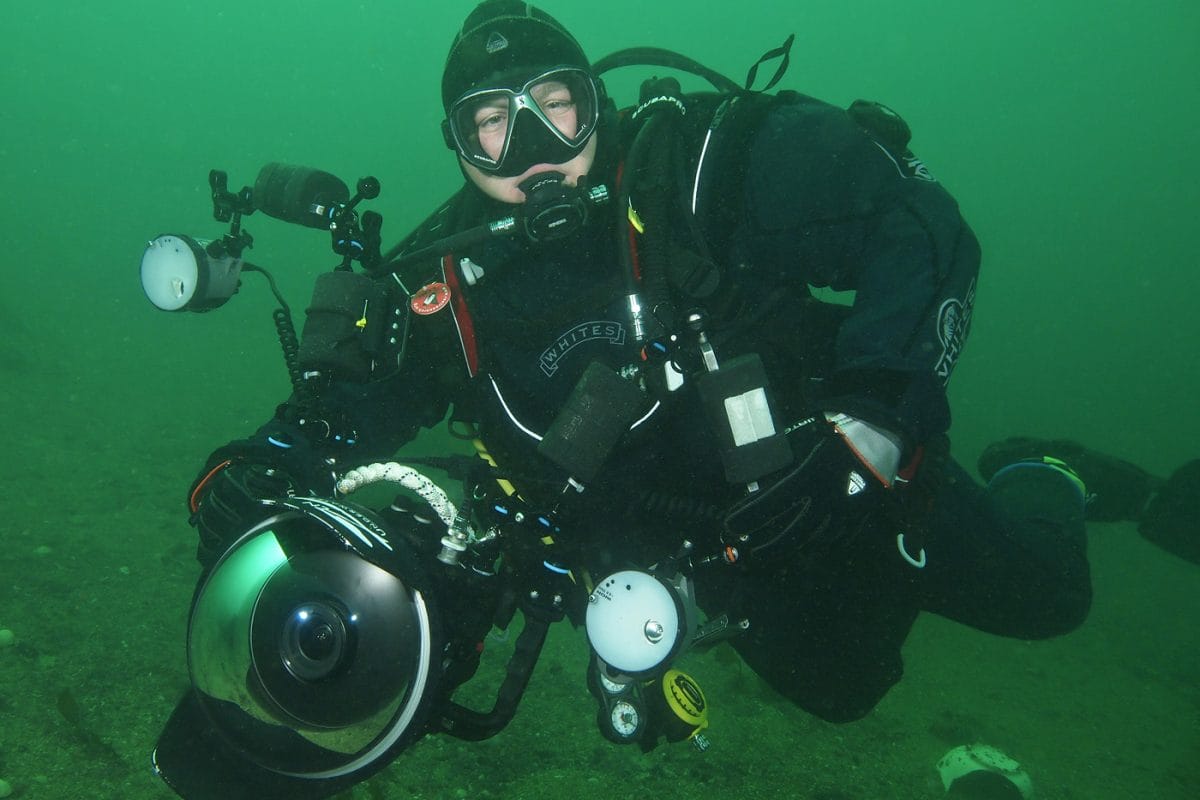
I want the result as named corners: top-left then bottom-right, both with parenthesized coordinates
top-left (140, 164), bottom-right (382, 312)
top-left (141, 233), bottom-right (245, 312)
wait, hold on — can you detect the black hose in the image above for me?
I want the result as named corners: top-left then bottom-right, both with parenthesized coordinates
top-left (242, 263), bottom-right (319, 414)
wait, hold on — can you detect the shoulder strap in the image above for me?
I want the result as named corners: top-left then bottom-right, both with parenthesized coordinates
top-left (362, 184), bottom-right (489, 388)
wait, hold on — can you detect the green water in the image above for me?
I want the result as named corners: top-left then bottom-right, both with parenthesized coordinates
top-left (0, 1), bottom-right (1196, 797)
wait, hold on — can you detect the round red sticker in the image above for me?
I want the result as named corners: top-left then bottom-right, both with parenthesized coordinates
top-left (411, 282), bottom-right (451, 315)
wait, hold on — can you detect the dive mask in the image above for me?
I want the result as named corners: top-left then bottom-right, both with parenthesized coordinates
top-left (444, 66), bottom-right (600, 177)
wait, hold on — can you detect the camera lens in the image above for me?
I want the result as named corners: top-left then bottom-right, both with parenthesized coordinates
top-left (281, 603), bottom-right (349, 681)
top-left (300, 621), bottom-right (335, 660)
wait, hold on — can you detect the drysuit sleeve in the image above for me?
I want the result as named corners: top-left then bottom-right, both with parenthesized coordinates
top-left (191, 298), bottom-right (460, 501)
top-left (257, 361), bottom-right (452, 475)
top-left (736, 95), bottom-right (981, 444)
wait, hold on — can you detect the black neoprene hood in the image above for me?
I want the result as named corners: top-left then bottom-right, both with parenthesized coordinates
top-left (441, 0), bottom-right (591, 112)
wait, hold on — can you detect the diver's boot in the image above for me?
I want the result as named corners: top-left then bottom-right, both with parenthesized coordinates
top-left (980, 438), bottom-right (1200, 566)
top-left (1138, 459), bottom-right (1200, 565)
top-left (978, 437), bottom-right (1158, 522)
top-left (983, 453), bottom-right (1088, 538)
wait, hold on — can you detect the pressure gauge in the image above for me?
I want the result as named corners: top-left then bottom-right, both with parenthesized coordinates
top-left (608, 700), bottom-right (642, 740)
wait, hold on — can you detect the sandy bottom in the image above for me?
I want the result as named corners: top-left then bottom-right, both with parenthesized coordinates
top-left (0, 369), bottom-right (1196, 800)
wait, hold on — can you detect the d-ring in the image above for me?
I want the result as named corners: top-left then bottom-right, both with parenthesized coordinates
top-left (896, 533), bottom-right (927, 568)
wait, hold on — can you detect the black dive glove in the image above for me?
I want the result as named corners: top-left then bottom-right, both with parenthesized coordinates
top-left (723, 413), bottom-right (902, 562)
top-left (186, 433), bottom-right (339, 566)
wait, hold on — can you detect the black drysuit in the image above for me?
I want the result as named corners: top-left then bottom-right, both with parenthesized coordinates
top-left (214, 92), bottom-right (1090, 721)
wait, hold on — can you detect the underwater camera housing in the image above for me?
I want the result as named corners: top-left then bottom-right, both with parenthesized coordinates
top-left (154, 459), bottom-right (578, 800)
top-left (153, 495), bottom-right (444, 799)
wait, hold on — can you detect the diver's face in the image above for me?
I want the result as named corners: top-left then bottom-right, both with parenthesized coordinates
top-left (463, 131), bottom-right (597, 204)
top-left (451, 70), bottom-right (599, 204)
top-left (471, 78), bottom-right (581, 161)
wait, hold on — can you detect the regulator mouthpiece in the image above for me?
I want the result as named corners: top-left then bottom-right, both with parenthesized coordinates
top-left (519, 172), bottom-right (604, 242)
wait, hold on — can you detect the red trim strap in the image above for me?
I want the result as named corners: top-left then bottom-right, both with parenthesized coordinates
top-left (441, 253), bottom-right (480, 377)
top-left (615, 160), bottom-right (644, 283)
top-left (189, 459), bottom-right (232, 513)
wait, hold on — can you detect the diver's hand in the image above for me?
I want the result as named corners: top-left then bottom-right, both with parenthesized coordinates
top-left (722, 413), bottom-right (901, 559)
top-left (188, 462), bottom-right (285, 567)
top-left (186, 434), bottom-right (338, 567)
top-left (189, 432), bottom-right (338, 503)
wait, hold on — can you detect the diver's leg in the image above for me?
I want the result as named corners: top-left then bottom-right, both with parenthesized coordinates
top-left (1138, 459), bottom-right (1200, 564)
top-left (917, 458), bottom-right (1091, 637)
top-left (698, 531), bottom-right (920, 723)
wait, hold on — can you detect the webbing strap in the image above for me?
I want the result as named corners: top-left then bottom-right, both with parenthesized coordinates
top-left (442, 253), bottom-right (480, 377)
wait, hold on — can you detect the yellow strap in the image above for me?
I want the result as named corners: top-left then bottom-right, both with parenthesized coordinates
top-left (627, 200), bottom-right (645, 234)
top-left (472, 439), bottom-right (518, 497)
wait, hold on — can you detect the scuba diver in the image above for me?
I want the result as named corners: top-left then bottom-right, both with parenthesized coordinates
top-left (146, 1), bottom-right (1198, 797)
